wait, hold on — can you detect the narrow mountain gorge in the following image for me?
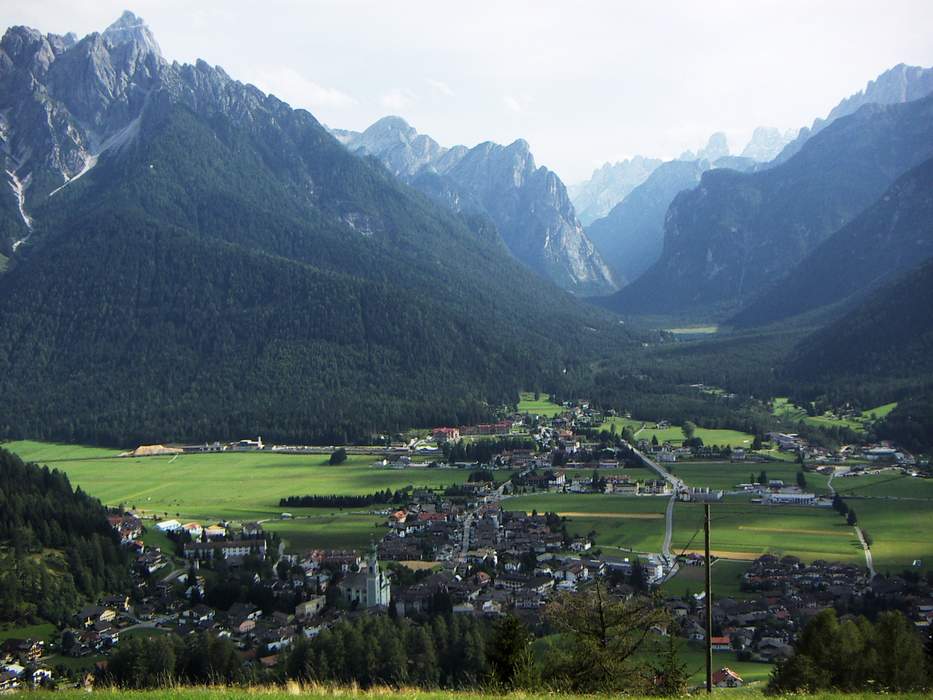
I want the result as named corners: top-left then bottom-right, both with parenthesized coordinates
top-left (0, 12), bottom-right (634, 444)
top-left (336, 117), bottom-right (617, 295)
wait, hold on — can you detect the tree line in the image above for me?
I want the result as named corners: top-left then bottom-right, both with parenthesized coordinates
top-left (278, 490), bottom-right (409, 508)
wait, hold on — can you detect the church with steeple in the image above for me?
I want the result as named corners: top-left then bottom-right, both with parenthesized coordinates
top-left (336, 546), bottom-right (391, 608)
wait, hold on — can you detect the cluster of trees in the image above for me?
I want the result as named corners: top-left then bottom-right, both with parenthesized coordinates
top-left (0, 449), bottom-right (129, 624)
top-left (832, 494), bottom-right (858, 526)
top-left (278, 489), bottom-right (408, 508)
top-left (285, 612), bottom-right (488, 687)
top-left (768, 609), bottom-right (929, 693)
top-left (539, 583), bottom-right (678, 693)
top-left (441, 437), bottom-right (536, 465)
top-left (104, 633), bottom-right (246, 688)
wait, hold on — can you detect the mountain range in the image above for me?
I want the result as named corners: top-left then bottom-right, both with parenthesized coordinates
top-left (0, 12), bottom-right (632, 444)
top-left (602, 91), bottom-right (933, 316)
top-left (334, 117), bottom-right (617, 295)
top-left (575, 129), bottom-right (796, 287)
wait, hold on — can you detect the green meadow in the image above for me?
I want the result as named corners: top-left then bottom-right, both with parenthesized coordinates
top-left (597, 418), bottom-right (755, 448)
top-left (505, 493), bottom-right (669, 553)
top-left (854, 499), bottom-right (933, 574)
top-left (1, 441), bottom-right (481, 553)
top-left (671, 496), bottom-right (864, 563)
top-left (0, 621), bottom-right (57, 643)
top-left (662, 559), bottom-right (753, 600)
top-left (517, 391), bottom-right (564, 417)
top-left (771, 397), bottom-right (898, 434)
top-left (830, 472), bottom-right (933, 500)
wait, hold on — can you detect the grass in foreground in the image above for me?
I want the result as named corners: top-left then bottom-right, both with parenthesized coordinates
top-left (27, 686), bottom-right (933, 699)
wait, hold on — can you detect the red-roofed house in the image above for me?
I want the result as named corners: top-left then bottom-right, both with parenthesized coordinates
top-left (712, 667), bottom-right (743, 688)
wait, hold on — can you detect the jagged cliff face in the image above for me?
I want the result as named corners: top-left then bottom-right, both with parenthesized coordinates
top-left (338, 118), bottom-right (617, 295)
top-left (0, 11), bottom-right (165, 249)
top-left (569, 156), bottom-right (662, 226)
top-left (0, 11), bottom-right (405, 255)
top-left (773, 63), bottom-right (933, 164)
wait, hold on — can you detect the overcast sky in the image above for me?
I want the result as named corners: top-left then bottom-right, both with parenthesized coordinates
top-left (3, 1), bottom-right (932, 183)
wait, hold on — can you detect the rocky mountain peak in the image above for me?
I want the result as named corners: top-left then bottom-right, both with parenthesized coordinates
top-left (740, 126), bottom-right (798, 162)
top-left (102, 10), bottom-right (161, 57)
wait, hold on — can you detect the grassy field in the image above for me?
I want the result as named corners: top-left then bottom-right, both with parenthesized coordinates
top-left (0, 622), bottom-right (56, 643)
top-left (1, 441), bottom-right (482, 552)
top-left (831, 472), bottom-right (933, 500)
top-left (669, 461), bottom-right (830, 495)
top-left (505, 493), bottom-right (669, 553)
top-left (672, 497), bottom-right (864, 563)
top-left (517, 392), bottom-right (564, 417)
top-left (2, 442), bottom-right (475, 520)
top-left (4, 440), bottom-right (123, 461)
top-left (597, 419), bottom-right (754, 449)
top-left (35, 689), bottom-right (933, 700)
top-left (771, 398), bottom-right (898, 434)
top-left (661, 559), bottom-right (753, 600)
top-left (854, 499), bottom-right (933, 574)
top-left (263, 512), bottom-right (387, 551)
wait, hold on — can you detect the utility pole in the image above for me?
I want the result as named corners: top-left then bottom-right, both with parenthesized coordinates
top-left (704, 502), bottom-right (713, 694)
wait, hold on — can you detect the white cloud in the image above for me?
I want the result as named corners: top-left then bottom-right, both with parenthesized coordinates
top-left (503, 95), bottom-right (523, 113)
top-left (381, 88), bottom-right (417, 111)
top-left (246, 67), bottom-right (356, 111)
top-left (425, 78), bottom-right (455, 97)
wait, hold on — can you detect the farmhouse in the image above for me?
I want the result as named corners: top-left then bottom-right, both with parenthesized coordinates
top-left (712, 667), bottom-right (743, 688)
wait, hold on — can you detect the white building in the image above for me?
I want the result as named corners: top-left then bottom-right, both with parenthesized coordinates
top-left (765, 492), bottom-right (816, 506)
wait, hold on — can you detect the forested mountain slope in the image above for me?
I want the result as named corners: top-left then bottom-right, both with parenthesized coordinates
top-left (732, 156), bottom-right (933, 327)
top-left (0, 14), bottom-right (634, 445)
top-left (0, 448), bottom-right (129, 624)
top-left (781, 258), bottom-right (933, 452)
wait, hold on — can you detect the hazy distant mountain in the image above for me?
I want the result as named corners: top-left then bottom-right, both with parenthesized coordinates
top-left (679, 132), bottom-right (730, 162)
top-left (569, 157), bottom-right (662, 225)
top-left (585, 160), bottom-right (709, 285)
top-left (602, 94), bottom-right (933, 316)
top-left (740, 126), bottom-right (798, 161)
top-left (339, 117), bottom-right (617, 295)
top-left (0, 12), bottom-right (632, 444)
top-left (731, 156), bottom-right (933, 327)
top-left (773, 63), bottom-right (933, 165)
